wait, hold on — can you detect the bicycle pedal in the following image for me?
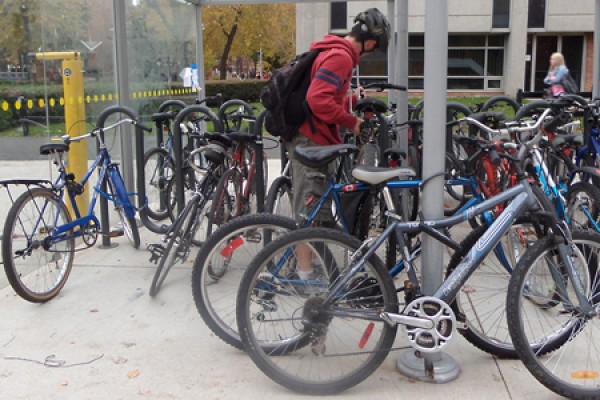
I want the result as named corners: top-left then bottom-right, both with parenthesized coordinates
top-left (105, 229), bottom-right (124, 238)
top-left (147, 243), bottom-right (165, 264)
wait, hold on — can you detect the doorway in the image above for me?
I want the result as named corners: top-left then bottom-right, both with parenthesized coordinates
top-left (525, 34), bottom-right (584, 92)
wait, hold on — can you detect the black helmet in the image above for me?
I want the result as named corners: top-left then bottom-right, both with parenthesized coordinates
top-left (353, 8), bottom-right (391, 51)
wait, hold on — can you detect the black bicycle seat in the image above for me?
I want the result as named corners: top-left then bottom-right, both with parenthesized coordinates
top-left (294, 144), bottom-right (359, 168)
top-left (355, 98), bottom-right (387, 114)
top-left (552, 134), bottom-right (584, 147)
top-left (40, 143), bottom-right (69, 155)
top-left (228, 131), bottom-right (258, 144)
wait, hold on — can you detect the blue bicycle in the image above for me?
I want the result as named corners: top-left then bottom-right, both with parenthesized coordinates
top-left (1, 116), bottom-right (150, 302)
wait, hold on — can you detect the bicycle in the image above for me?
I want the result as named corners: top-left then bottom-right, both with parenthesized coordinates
top-left (2, 117), bottom-right (150, 303)
top-left (234, 108), bottom-right (600, 394)
top-left (192, 131), bottom-right (529, 354)
top-left (147, 130), bottom-right (233, 297)
top-left (207, 129), bottom-right (271, 236)
top-left (143, 97), bottom-right (223, 223)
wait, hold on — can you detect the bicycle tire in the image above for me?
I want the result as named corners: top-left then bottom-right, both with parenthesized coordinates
top-left (143, 147), bottom-right (174, 221)
top-left (149, 196), bottom-right (200, 297)
top-left (506, 231), bottom-right (600, 400)
top-left (207, 168), bottom-right (241, 237)
top-left (265, 176), bottom-right (293, 218)
top-left (481, 95), bottom-right (520, 120)
top-left (191, 213), bottom-right (297, 349)
top-left (2, 188), bottom-right (74, 302)
top-left (237, 228), bottom-right (397, 395)
top-left (566, 181), bottom-right (600, 231)
top-left (514, 100), bottom-right (553, 121)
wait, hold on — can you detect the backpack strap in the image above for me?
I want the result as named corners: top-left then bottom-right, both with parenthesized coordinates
top-left (303, 100), bottom-right (317, 133)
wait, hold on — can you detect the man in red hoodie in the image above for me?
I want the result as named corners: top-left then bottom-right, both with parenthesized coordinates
top-left (288, 8), bottom-right (390, 280)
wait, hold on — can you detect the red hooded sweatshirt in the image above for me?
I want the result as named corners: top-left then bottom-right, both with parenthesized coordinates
top-left (298, 35), bottom-right (360, 145)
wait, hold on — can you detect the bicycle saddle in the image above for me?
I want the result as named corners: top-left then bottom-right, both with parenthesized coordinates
top-left (355, 98), bottom-right (387, 114)
top-left (227, 131), bottom-right (258, 144)
top-left (352, 165), bottom-right (416, 185)
top-left (383, 147), bottom-right (406, 160)
top-left (294, 144), bottom-right (359, 168)
top-left (551, 134), bottom-right (584, 147)
top-left (40, 143), bottom-right (69, 155)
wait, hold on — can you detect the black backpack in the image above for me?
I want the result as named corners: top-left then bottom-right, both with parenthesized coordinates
top-left (561, 72), bottom-right (579, 94)
top-left (260, 50), bottom-right (321, 141)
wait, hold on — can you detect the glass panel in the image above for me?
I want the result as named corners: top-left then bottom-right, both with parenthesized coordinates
top-left (409, 35), bottom-right (425, 48)
top-left (331, 2), bottom-right (347, 30)
top-left (492, 0), bottom-right (510, 28)
top-left (528, 0), bottom-right (546, 28)
top-left (408, 78), bottom-right (424, 90)
top-left (408, 49), bottom-right (424, 76)
top-left (488, 35), bottom-right (505, 47)
top-left (128, 1), bottom-right (197, 123)
top-left (448, 49), bottom-right (485, 77)
top-left (359, 50), bottom-right (387, 76)
top-left (448, 78), bottom-right (484, 90)
top-left (488, 79), bottom-right (502, 89)
top-left (534, 36), bottom-right (557, 91)
top-left (448, 35), bottom-right (485, 47)
top-left (487, 49), bottom-right (504, 75)
top-left (562, 36), bottom-right (584, 85)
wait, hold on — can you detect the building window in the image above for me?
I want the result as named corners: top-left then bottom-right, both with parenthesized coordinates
top-left (330, 2), bottom-right (347, 31)
top-left (408, 34), bottom-right (506, 91)
top-left (528, 0), bottom-right (546, 28)
top-left (492, 0), bottom-right (510, 28)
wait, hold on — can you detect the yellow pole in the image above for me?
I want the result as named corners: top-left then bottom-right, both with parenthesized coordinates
top-left (36, 52), bottom-right (88, 212)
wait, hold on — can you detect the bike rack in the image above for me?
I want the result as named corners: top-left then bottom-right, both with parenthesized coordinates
top-left (172, 105), bottom-right (223, 216)
top-left (154, 100), bottom-right (187, 148)
top-left (95, 105), bottom-right (166, 246)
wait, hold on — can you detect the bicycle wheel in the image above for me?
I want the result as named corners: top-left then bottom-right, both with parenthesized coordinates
top-left (149, 196), bottom-right (200, 297)
top-left (446, 222), bottom-right (543, 358)
top-left (506, 231), bottom-right (600, 400)
top-left (566, 181), bottom-right (600, 231)
top-left (207, 169), bottom-right (241, 236)
top-left (143, 147), bottom-right (174, 221)
top-left (237, 228), bottom-right (397, 395)
top-left (191, 213), bottom-right (297, 349)
top-left (2, 188), bottom-right (74, 302)
top-left (265, 176), bottom-right (293, 218)
top-left (480, 95), bottom-right (520, 120)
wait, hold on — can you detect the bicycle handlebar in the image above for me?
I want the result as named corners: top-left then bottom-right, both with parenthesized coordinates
top-left (362, 82), bottom-right (407, 92)
top-left (61, 118), bottom-right (151, 144)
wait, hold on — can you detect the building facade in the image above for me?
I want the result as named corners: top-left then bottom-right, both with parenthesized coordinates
top-left (296, 0), bottom-right (596, 96)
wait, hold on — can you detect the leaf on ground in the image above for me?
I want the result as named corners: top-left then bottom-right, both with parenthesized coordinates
top-left (89, 308), bottom-right (99, 313)
top-left (128, 369), bottom-right (140, 379)
top-left (59, 379), bottom-right (68, 386)
top-left (122, 342), bottom-right (136, 348)
top-left (113, 357), bottom-right (128, 364)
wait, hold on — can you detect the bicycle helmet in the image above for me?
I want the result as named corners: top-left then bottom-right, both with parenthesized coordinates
top-left (353, 8), bottom-right (391, 52)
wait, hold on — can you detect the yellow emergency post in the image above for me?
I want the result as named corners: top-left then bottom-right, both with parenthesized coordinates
top-left (35, 52), bottom-right (88, 212)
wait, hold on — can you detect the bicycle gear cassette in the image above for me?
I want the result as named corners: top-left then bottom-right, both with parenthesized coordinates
top-left (402, 296), bottom-right (456, 353)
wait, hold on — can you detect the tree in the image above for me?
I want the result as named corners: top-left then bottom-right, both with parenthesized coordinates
top-left (203, 4), bottom-right (295, 79)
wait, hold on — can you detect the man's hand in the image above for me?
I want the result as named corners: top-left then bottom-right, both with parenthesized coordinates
top-left (352, 117), bottom-right (364, 135)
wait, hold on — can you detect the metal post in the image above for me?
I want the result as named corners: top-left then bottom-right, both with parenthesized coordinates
top-left (35, 52), bottom-right (87, 213)
top-left (594, 0), bottom-right (600, 99)
top-left (113, 0), bottom-right (134, 190)
top-left (195, 4), bottom-right (206, 102)
top-left (396, 0), bottom-right (460, 383)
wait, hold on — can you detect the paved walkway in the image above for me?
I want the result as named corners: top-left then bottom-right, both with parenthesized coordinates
top-left (0, 160), bottom-right (560, 399)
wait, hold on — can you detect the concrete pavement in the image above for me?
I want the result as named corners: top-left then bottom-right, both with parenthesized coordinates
top-left (0, 159), bottom-right (562, 400)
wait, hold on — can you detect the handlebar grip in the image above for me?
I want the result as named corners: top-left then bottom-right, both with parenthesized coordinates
top-left (136, 122), bottom-right (153, 133)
